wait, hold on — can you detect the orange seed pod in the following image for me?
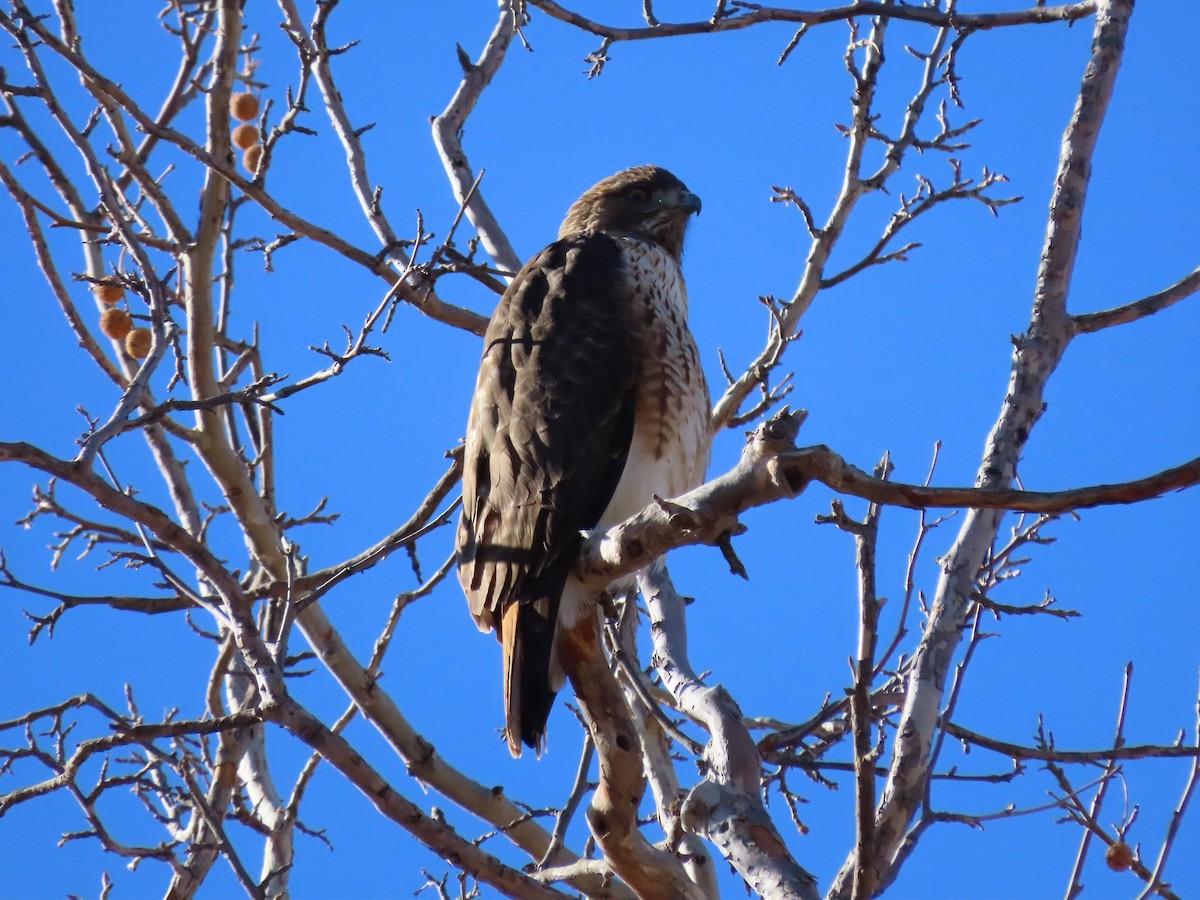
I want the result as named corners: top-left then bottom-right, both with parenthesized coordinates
top-left (232, 123), bottom-right (260, 150)
top-left (242, 143), bottom-right (263, 174)
top-left (99, 308), bottom-right (133, 341)
top-left (1105, 842), bottom-right (1133, 872)
top-left (93, 280), bottom-right (125, 305)
top-left (125, 327), bottom-right (152, 359)
top-left (230, 92), bottom-right (260, 122)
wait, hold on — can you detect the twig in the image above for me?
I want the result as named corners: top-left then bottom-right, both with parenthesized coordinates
top-left (537, 731), bottom-right (594, 869)
top-left (1065, 663), bottom-right (1133, 898)
top-left (1134, 674), bottom-right (1200, 900)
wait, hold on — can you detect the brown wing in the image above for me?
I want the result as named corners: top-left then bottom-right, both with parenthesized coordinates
top-left (457, 232), bottom-right (638, 753)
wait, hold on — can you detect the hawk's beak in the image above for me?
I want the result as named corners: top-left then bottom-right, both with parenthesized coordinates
top-left (677, 191), bottom-right (702, 216)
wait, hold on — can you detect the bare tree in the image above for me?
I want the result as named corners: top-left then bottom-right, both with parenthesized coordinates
top-left (1, 1), bottom-right (1197, 897)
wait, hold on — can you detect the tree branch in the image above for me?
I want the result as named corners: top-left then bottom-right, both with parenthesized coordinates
top-left (1071, 264), bottom-right (1200, 334)
top-left (832, 3), bottom-right (1134, 893)
top-left (432, 3), bottom-right (523, 275)
top-left (526, 1), bottom-right (1096, 44)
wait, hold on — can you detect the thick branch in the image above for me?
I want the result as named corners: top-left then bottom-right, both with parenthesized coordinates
top-left (832, 3), bottom-right (1134, 894)
top-left (640, 562), bottom-right (820, 899)
top-left (576, 410), bottom-right (1198, 590)
top-left (560, 609), bottom-right (707, 900)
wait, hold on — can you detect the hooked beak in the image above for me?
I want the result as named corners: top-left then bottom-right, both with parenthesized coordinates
top-left (677, 190), bottom-right (702, 216)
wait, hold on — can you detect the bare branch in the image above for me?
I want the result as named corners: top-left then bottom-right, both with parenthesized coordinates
top-left (525, 1), bottom-right (1097, 45)
top-left (640, 560), bottom-right (819, 898)
top-left (432, 4), bottom-right (523, 275)
top-left (559, 603), bottom-right (708, 900)
top-left (577, 410), bottom-right (1200, 592)
top-left (1135, 677), bottom-right (1200, 900)
top-left (838, 5), bottom-right (1137, 890)
top-left (1071, 264), bottom-right (1200, 334)
top-left (943, 725), bottom-right (1198, 765)
top-left (2, 6), bottom-right (487, 335)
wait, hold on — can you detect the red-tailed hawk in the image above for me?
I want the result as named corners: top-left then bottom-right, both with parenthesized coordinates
top-left (457, 166), bottom-right (711, 756)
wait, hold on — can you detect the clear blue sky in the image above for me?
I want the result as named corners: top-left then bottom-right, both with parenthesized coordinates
top-left (1, 2), bottom-right (1197, 897)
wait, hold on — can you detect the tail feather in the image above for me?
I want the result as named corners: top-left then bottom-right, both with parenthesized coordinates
top-left (501, 600), bottom-right (559, 757)
top-left (501, 604), bottom-right (523, 756)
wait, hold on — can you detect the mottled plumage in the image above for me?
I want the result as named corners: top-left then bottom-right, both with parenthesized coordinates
top-left (457, 166), bottom-right (710, 755)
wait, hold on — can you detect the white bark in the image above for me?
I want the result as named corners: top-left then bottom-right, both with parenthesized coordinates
top-left (642, 560), bottom-right (821, 900)
top-left (830, 1), bottom-right (1135, 894)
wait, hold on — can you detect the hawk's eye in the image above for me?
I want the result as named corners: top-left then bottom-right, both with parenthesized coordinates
top-left (626, 188), bottom-right (649, 203)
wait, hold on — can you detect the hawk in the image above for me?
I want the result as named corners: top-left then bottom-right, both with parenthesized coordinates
top-left (457, 166), bottom-right (711, 756)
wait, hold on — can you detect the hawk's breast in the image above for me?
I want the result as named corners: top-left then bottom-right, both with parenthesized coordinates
top-left (599, 237), bottom-right (711, 528)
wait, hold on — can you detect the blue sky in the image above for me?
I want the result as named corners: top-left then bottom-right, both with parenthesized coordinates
top-left (1, 1), bottom-right (1198, 897)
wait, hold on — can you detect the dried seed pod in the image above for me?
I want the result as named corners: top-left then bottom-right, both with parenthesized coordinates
top-left (99, 307), bottom-right (133, 341)
top-left (243, 143), bottom-right (263, 174)
top-left (232, 123), bottom-right (260, 150)
top-left (125, 327), bottom-right (152, 359)
top-left (230, 91), bottom-right (260, 122)
top-left (93, 280), bottom-right (125, 305)
top-left (1105, 842), bottom-right (1133, 872)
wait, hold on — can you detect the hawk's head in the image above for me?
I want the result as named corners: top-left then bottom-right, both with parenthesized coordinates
top-left (558, 165), bottom-right (701, 261)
